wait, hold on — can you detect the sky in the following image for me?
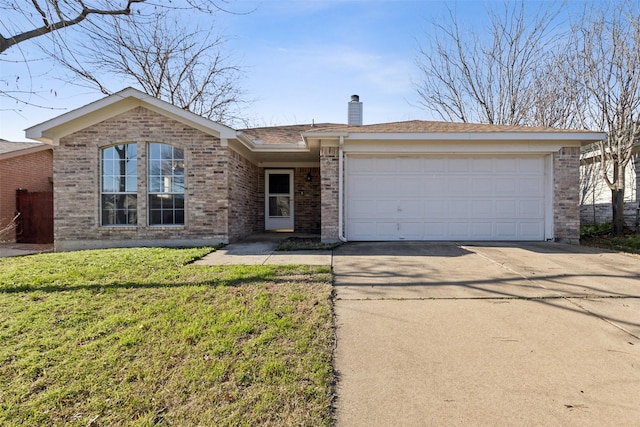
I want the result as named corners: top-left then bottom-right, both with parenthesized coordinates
top-left (0, 0), bottom-right (561, 141)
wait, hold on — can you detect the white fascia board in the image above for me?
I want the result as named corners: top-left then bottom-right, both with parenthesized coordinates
top-left (341, 140), bottom-right (579, 154)
top-left (258, 161), bottom-right (320, 168)
top-left (301, 131), bottom-right (348, 139)
top-left (252, 144), bottom-right (310, 152)
top-left (344, 131), bottom-right (606, 144)
top-left (25, 87), bottom-right (236, 144)
top-left (236, 131), bottom-right (310, 152)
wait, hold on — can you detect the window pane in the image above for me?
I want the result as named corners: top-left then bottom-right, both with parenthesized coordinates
top-left (101, 143), bottom-right (137, 226)
top-left (269, 196), bottom-right (290, 217)
top-left (148, 143), bottom-right (185, 226)
top-left (101, 194), bottom-right (137, 225)
top-left (269, 174), bottom-right (290, 194)
top-left (173, 175), bottom-right (185, 193)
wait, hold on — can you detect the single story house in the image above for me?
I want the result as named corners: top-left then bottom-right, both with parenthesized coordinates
top-left (0, 140), bottom-right (53, 242)
top-left (580, 145), bottom-right (639, 226)
top-left (25, 88), bottom-right (605, 251)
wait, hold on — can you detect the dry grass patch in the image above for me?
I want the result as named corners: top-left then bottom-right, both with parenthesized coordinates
top-left (0, 248), bottom-right (334, 426)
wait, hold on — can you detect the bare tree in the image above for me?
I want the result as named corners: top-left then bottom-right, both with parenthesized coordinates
top-left (0, 0), bottom-right (144, 53)
top-left (416, 1), bottom-right (565, 126)
top-left (52, 14), bottom-right (245, 124)
top-left (0, 0), bottom-right (249, 116)
top-left (571, 0), bottom-right (640, 235)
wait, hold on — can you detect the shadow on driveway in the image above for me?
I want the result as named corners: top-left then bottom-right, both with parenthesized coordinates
top-left (332, 241), bottom-right (640, 426)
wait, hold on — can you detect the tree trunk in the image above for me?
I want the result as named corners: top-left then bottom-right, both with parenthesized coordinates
top-left (611, 189), bottom-right (625, 236)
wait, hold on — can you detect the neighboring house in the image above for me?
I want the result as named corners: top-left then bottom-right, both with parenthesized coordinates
top-left (25, 88), bottom-right (605, 251)
top-left (580, 145), bottom-right (640, 226)
top-left (0, 140), bottom-right (53, 242)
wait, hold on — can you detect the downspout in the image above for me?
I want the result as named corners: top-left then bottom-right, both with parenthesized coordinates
top-left (338, 135), bottom-right (347, 242)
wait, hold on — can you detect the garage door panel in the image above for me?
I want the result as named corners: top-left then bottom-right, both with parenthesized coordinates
top-left (496, 222), bottom-right (517, 237)
top-left (447, 177), bottom-right (470, 194)
top-left (520, 157), bottom-right (544, 172)
top-left (472, 177), bottom-right (493, 195)
top-left (447, 200), bottom-right (470, 218)
top-left (424, 158), bottom-right (447, 172)
top-left (519, 222), bottom-right (544, 238)
top-left (398, 177), bottom-right (422, 195)
top-left (398, 200), bottom-right (423, 217)
top-left (495, 200), bottom-right (517, 217)
top-left (424, 177), bottom-right (447, 194)
top-left (399, 222), bottom-right (423, 239)
top-left (349, 200), bottom-right (377, 217)
top-left (425, 200), bottom-right (447, 216)
top-left (495, 158), bottom-right (518, 172)
top-left (376, 178), bottom-right (396, 194)
top-left (350, 176), bottom-right (375, 195)
top-left (448, 222), bottom-right (471, 238)
top-left (448, 158), bottom-right (470, 172)
top-left (471, 158), bottom-right (493, 172)
top-left (519, 200), bottom-right (544, 217)
top-left (495, 179), bottom-right (518, 194)
top-left (346, 156), bottom-right (547, 241)
top-left (424, 222), bottom-right (447, 238)
top-left (375, 158), bottom-right (397, 173)
top-left (470, 222), bottom-right (493, 238)
top-left (470, 200), bottom-right (493, 218)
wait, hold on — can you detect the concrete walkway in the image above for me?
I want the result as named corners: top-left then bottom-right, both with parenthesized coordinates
top-left (333, 242), bottom-right (640, 426)
top-left (0, 243), bottom-right (53, 258)
top-left (194, 234), bottom-right (332, 266)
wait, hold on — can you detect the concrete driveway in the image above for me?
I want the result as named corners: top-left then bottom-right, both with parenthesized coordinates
top-left (333, 242), bottom-right (640, 426)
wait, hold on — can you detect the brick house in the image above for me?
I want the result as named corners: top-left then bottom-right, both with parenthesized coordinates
top-left (25, 88), bottom-right (604, 251)
top-left (0, 140), bottom-right (53, 242)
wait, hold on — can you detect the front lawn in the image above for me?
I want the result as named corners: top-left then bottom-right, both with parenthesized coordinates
top-left (0, 248), bottom-right (334, 426)
top-left (580, 223), bottom-right (640, 255)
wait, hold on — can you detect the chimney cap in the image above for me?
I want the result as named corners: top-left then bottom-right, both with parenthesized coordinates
top-left (350, 94), bottom-right (360, 102)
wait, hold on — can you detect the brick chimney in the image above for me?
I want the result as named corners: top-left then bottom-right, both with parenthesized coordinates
top-left (348, 95), bottom-right (363, 126)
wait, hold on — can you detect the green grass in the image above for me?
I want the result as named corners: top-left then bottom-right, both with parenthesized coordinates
top-left (275, 237), bottom-right (342, 251)
top-left (0, 248), bottom-right (334, 426)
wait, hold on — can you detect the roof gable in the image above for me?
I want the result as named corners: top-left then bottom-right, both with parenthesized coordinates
top-left (25, 87), bottom-right (236, 145)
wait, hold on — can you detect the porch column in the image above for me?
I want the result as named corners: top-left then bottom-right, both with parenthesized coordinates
top-left (320, 146), bottom-right (340, 242)
top-left (553, 147), bottom-right (580, 243)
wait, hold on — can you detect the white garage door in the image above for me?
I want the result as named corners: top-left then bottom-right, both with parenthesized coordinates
top-left (346, 156), bottom-right (547, 241)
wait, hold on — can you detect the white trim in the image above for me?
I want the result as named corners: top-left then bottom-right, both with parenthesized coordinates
top-left (258, 162), bottom-right (319, 168)
top-left (545, 154), bottom-right (554, 240)
top-left (341, 141), bottom-right (581, 154)
top-left (342, 132), bottom-right (605, 142)
top-left (26, 87), bottom-right (236, 144)
top-left (265, 169), bottom-right (295, 231)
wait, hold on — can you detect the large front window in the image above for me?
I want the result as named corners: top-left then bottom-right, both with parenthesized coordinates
top-left (148, 143), bottom-right (185, 225)
top-left (101, 144), bottom-right (137, 225)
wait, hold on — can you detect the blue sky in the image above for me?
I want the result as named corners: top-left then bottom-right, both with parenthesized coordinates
top-left (1, 0), bottom-right (560, 141)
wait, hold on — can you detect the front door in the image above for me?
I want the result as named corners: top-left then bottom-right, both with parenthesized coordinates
top-left (265, 170), bottom-right (294, 231)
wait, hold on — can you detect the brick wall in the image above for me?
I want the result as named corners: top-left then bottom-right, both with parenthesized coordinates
top-left (0, 149), bottom-right (53, 242)
top-left (54, 106), bottom-right (229, 250)
top-left (320, 146), bottom-right (340, 242)
top-left (553, 147), bottom-right (580, 243)
top-left (294, 167), bottom-right (321, 233)
top-left (228, 149), bottom-right (261, 240)
top-left (580, 202), bottom-right (638, 226)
